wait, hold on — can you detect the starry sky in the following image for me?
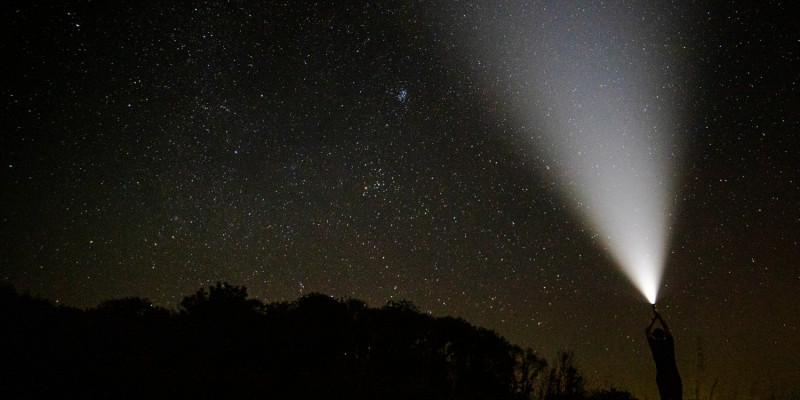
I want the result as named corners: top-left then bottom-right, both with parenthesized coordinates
top-left (2, 1), bottom-right (798, 399)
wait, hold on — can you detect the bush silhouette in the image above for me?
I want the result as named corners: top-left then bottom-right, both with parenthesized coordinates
top-left (0, 283), bottom-right (641, 400)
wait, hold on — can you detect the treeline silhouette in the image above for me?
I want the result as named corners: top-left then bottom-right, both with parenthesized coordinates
top-left (1, 283), bottom-right (637, 400)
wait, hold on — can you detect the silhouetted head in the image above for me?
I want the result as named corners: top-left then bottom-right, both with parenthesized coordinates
top-left (653, 328), bottom-right (666, 339)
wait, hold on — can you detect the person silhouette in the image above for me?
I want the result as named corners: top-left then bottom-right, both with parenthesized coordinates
top-left (646, 309), bottom-right (683, 400)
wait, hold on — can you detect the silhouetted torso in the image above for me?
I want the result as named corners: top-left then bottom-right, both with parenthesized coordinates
top-left (648, 334), bottom-right (682, 400)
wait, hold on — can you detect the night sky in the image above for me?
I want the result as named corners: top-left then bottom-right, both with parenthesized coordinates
top-left (2, 1), bottom-right (798, 398)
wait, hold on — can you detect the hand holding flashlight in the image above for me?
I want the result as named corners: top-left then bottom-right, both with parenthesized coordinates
top-left (651, 304), bottom-right (661, 320)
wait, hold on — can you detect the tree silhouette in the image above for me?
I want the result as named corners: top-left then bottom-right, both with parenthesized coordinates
top-left (1, 283), bottom-right (644, 400)
top-left (179, 281), bottom-right (264, 319)
top-left (96, 296), bottom-right (168, 317)
top-left (589, 388), bottom-right (640, 400)
top-left (541, 351), bottom-right (587, 400)
top-left (514, 345), bottom-right (549, 398)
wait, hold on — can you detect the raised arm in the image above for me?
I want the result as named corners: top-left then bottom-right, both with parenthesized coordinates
top-left (646, 313), bottom-right (658, 338)
top-left (659, 313), bottom-right (672, 336)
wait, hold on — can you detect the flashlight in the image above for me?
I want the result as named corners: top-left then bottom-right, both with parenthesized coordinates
top-left (652, 303), bottom-right (658, 313)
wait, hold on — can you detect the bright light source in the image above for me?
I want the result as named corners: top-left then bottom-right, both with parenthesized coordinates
top-left (519, 3), bottom-right (683, 304)
top-left (460, 3), bottom-right (687, 303)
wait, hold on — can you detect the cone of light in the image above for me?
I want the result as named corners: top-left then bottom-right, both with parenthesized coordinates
top-left (545, 108), bottom-right (674, 305)
top-left (457, 3), bottom-right (686, 303)
top-left (525, 3), bottom-right (683, 304)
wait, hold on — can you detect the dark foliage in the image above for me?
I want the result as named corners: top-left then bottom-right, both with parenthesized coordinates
top-left (588, 388), bottom-right (640, 400)
top-left (541, 351), bottom-right (586, 400)
top-left (0, 283), bottom-right (637, 399)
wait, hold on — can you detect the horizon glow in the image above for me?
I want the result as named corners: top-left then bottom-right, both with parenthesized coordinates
top-left (463, 3), bottom-right (687, 303)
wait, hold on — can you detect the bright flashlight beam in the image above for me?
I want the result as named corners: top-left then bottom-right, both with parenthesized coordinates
top-left (525, 4), bottom-right (685, 304)
top-left (459, 3), bottom-right (687, 303)
top-left (545, 100), bottom-right (675, 305)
